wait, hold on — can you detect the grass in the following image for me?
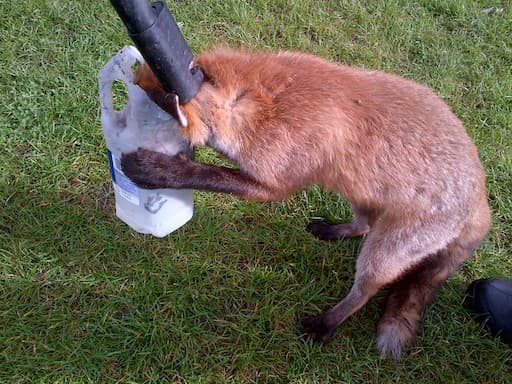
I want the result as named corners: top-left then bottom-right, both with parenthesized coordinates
top-left (0, 0), bottom-right (511, 382)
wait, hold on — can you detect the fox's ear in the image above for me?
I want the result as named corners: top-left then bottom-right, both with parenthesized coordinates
top-left (164, 93), bottom-right (188, 128)
top-left (134, 64), bottom-right (162, 92)
top-left (134, 64), bottom-right (188, 127)
top-left (143, 89), bottom-right (188, 128)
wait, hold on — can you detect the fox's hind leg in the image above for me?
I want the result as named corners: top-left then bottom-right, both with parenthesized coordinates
top-left (376, 193), bottom-right (491, 359)
top-left (301, 211), bottom-right (463, 349)
top-left (307, 205), bottom-right (377, 241)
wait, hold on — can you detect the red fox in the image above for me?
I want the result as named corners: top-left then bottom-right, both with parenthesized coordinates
top-left (121, 48), bottom-right (491, 359)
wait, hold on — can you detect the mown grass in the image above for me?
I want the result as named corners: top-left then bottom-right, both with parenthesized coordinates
top-left (0, 0), bottom-right (511, 383)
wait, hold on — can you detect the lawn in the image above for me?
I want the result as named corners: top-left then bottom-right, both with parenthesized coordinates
top-left (0, 0), bottom-right (511, 383)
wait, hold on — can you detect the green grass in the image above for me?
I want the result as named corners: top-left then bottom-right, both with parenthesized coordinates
top-left (1, 0), bottom-right (511, 382)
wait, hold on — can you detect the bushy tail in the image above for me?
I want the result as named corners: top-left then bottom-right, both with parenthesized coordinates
top-left (376, 194), bottom-right (491, 359)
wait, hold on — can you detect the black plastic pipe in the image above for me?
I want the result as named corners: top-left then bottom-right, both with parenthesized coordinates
top-left (110, 0), bottom-right (203, 104)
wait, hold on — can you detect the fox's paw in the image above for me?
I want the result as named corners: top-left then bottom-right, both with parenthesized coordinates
top-left (300, 314), bottom-right (336, 344)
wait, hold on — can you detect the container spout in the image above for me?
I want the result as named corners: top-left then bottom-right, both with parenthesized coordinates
top-left (109, 0), bottom-right (203, 104)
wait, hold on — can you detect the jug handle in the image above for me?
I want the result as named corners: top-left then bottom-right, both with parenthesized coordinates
top-left (98, 46), bottom-right (144, 121)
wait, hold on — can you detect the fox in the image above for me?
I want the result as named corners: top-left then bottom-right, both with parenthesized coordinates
top-left (121, 48), bottom-right (491, 359)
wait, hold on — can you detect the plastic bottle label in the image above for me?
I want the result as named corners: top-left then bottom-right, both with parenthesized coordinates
top-left (108, 150), bottom-right (140, 205)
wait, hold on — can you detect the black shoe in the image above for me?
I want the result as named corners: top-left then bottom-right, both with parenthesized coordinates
top-left (465, 278), bottom-right (512, 346)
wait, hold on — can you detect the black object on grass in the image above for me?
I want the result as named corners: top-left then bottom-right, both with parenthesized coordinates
top-left (465, 278), bottom-right (512, 346)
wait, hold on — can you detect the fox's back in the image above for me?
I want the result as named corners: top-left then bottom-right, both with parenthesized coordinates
top-left (193, 49), bottom-right (484, 211)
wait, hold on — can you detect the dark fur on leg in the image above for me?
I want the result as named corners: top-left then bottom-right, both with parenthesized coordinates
top-left (307, 220), bottom-right (370, 241)
top-left (308, 207), bottom-right (374, 241)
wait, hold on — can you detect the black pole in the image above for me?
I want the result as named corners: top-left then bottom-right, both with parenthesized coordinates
top-left (110, 0), bottom-right (203, 104)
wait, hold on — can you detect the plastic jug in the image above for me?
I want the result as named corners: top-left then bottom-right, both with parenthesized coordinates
top-left (98, 46), bottom-right (193, 237)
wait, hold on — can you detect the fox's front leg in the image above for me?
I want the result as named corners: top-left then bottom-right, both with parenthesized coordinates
top-left (121, 148), bottom-right (282, 201)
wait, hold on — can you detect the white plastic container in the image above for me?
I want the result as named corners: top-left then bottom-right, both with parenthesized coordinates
top-left (98, 46), bottom-right (193, 237)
